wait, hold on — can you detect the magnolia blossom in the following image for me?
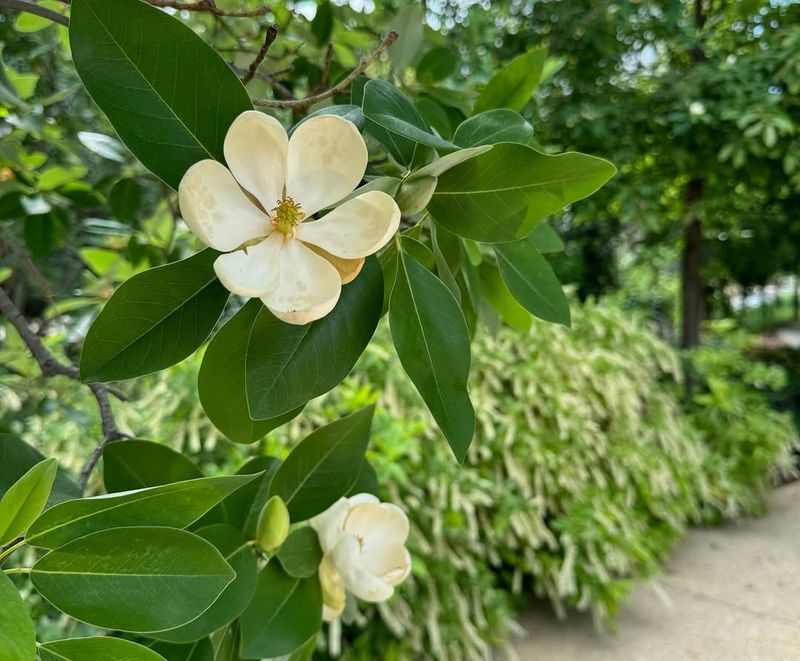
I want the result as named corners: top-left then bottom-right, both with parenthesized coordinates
top-left (178, 111), bottom-right (401, 324)
top-left (311, 493), bottom-right (412, 622)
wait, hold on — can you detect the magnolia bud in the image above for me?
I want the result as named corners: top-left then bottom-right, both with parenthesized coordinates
top-left (395, 176), bottom-right (437, 215)
top-left (256, 495), bottom-right (290, 551)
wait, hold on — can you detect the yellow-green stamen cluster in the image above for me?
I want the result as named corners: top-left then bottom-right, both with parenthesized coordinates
top-left (271, 196), bottom-right (304, 237)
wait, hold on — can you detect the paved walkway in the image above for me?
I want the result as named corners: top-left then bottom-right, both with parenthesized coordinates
top-left (510, 482), bottom-right (800, 660)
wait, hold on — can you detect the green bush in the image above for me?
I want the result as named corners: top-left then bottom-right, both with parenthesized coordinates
top-left (1, 303), bottom-right (795, 659)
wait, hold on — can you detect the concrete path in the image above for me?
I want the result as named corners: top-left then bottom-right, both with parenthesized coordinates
top-left (510, 482), bottom-right (800, 660)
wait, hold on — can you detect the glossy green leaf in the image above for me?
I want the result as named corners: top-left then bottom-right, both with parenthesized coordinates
top-left (290, 104), bottom-right (364, 135)
top-left (239, 562), bottom-right (322, 659)
top-left (200, 301), bottom-right (305, 443)
top-left (417, 46), bottom-right (459, 84)
top-left (80, 250), bottom-right (229, 382)
top-left (31, 527), bottom-right (235, 633)
top-left (269, 407), bottom-right (374, 521)
top-left (389, 5), bottom-right (425, 72)
top-left (473, 48), bottom-right (546, 114)
top-left (0, 571), bottom-right (35, 661)
top-left (103, 440), bottom-right (203, 492)
top-left (150, 639), bottom-right (213, 661)
top-left (428, 143), bottom-right (616, 243)
top-left (221, 457), bottom-right (282, 538)
top-left (151, 525), bottom-right (257, 643)
top-left (0, 458), bottom-right (57, 544)
top-left (26, 473), bottom-right (257, 549)
top-left (352, 77), bottom-right (413, 165)
top-left (245, 257), bottom-right (383, 420)
top-left (0, 434), bottom-right (80, 507)
top-left (69, 0), bottom-right (252, 189)
top-left (277, 527), bottom-right (323, 579)
top-left (529, 222), bottom-right (565, 253)
top-left (495, 239), bottom-right (570, 325)
top-left (453, 109), bottom-right (533, 147)
top-left (389, 251), bottom-right (475, 461)
top-left (407, 145), bottom-right (492, 182)
top-left (39, 637), bottom-right (166, 661)
top-left (347, 460), bottom-right (380, 498)
top-left (362, 80), bottom-right (458, 152)
top-left (478, 263), bottom-right (531, 332)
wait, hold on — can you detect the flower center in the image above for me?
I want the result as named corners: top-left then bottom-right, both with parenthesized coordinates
top-left (271, 196), bottom-right (304, 237)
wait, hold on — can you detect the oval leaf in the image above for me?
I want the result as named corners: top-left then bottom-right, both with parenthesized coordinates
top-left (239, 562), bottom-right (322, 659)
top-left (199, 301), bottom-right (305, 443)
top-left (428, 143), bottom-right (616, 243)
top-left (69, 0), bottom-right (252, 189)
top-left (453, 109), bottom-right (533, 147)
top-left (31, 527), bottom-right (235, 633)
top-left (0, 458), bottom-right (57, 544)
top-left (245, 256), bottom-right (383, 420)
top-left (389, 251), bottom-right (475, 461)
top-left (150, 639), bottom-right (214, 661)
top-left (39, 637), bottom-right (166, 661)
top-left (0, 571), bottom-right (35, 661)
top-left (269, 406), bottom-right (374, 522)
top-left (0, 434), bottom-right (80, 507)
top-left (473, 48), bottom-right (546, 114)
top-left (277, 527), bottom-right (323, 579)
top-left (80, 249), bottom-right (229, 383)
top-left (26, 473), bottom-right (257, 549)
top-left (103, 440), bottom-right (203, 492)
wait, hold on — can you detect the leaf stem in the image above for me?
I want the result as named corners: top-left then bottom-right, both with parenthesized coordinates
top-left (3, 566), bottom-right (31, 575)
top-left (0, 539), bottom-right (26, 565)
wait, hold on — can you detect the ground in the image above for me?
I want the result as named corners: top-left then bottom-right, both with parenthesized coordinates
top-left (510, 481), bottom-right (800, 660)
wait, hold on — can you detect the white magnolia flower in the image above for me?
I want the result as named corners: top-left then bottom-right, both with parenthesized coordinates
top-left (178, 111), bottom-right (401, 324)
top-left (311, 493), bottom-right (412, 622)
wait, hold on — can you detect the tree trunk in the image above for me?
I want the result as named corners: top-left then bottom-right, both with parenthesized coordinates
top-left (681, 180), bottom-right (704, 349)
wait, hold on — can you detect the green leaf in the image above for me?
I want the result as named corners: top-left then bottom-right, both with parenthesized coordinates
top-left (473, 48), bottom-right (546, 114)
top-left (417, 46), bottom-right (459, 84)
top-left (26, 473), bottom-right (258, 549)
top-left (347, 460), bottom-right (379, 497)
top-left (407, 145), bottom-right (492, 181)
top-left (290, 105), bottom-right (364, 135)
top-left (495, 239), bottom-right (570, 325)
top-left (478, 263), bottom-right (531, 332)
top-left (109, 178), bottom-right (143, 223)
top-left (221, 457), bottom-right (282, 538)
top-left (428, 143), bottom-right (616, 243)
top-left (151, 525), bottom-right (257, 643)
top-left (80, 249), bottom-right (229, 382)
top-left (150, 639), bottom-right (213, 661)
top-left (239, 562), bottom-right (322, 659)
top-left (388, 5), bottom-right (425, 72)
top-left (0, 458), bottom-right (57, 545)
top-left (277, 527), bottom-right (323, 579)
top-left (389, 251), bottom-right (475, 461)
top-left (453, 109), bottom-right (533, 147)
top-left (269, 407), bottom-right (374, 521)
top-left (103, 440), bottom-right (203, 492)
top-left (31, 527), bottom-right (235, 633)
top-left (0, 434), bottom-right (80, 507)
top-left (39, 637), bottom-right (167, 661)
top-left (245, 257), bottom-right (383, 420)
top-left (0, 571), bottom-right (35, 661)
top-left (200, 301), bottom-right (305, 443)
top-left (529, 222), bottom-right (565, 253)
top-left (14, 1), bottom-right (64, 32)
top-left (69, 0), bottom-right (252, 189)
top-left (362, 80), bottom-right (458, 152)
top-left (310, 0), bottom-right (334, 45)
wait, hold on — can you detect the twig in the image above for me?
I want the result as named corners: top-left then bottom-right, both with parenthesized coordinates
top-left (0, 0), bottom-right (68, 26)
top-left (241, 24), bottom-right (279, 85)
top-left (0, 285), bottom-right (129, 492)
top-left (253, 30), bottom-right (398, 110)
top-left (320, 42), bottom-right (335, 89)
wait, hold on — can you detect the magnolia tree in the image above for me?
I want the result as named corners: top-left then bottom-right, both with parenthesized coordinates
top-left (0, 0), bottom-right (614, 658)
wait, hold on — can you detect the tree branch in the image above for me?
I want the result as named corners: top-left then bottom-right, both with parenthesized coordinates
top-left (253, 30), bottom-right (398, 110)
top-left (241, 23), bottom-right (279, 85)
top-left (0, 0), bottom-right (68, 26)
top-left (0, 285), bottom-right (129, 492)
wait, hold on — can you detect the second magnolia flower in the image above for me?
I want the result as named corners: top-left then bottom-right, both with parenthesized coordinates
top-left (178, 111), bottom-right (401, 324)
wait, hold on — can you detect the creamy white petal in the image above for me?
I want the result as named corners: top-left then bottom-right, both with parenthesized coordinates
top-left (297, 191), bottom-right (400, 259)
top-left (361, 544), bottom-right (412, 586)
top-left (311, 497), bottom-right (352, 552)
top-left (262, 238), bottom-right (342, 325)
top-left (286, 115), bottom-right (368, 216)
top-left (331, 535), bottom-right (394, 603)
top-left (212, 233), bottom-right (283, 298)
top-left (348, 493), bottom-right (380, 507)
top-left (178, 159), bottom-right (270, 252)
top-left (224, 110), bottom-right (288, 212)
top-left (345, 502), bottom-right (410, 547)
top-left (306, 244), bottom-right (365, 285)
top-left (323, 604), bottom-right (344, 622)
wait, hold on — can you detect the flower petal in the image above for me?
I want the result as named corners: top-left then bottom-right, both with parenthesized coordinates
top-left (213, 233), bottom-right (283, 298)
top-left (331, 535), bottom-right (394, 603)
top-left (362, 544), bottom-right (412, 586)
top-left (286, 115), bottom-right (367, 215)
top-left (297, 191), bottom-right (400, 259)
top-left (344, 502), bottom-right (410, 548)
top-left (306, 244), bottom-right (365, 285)
top-left (178, 159), bottom-right (270, 252)
top-left (262, 238), bottom-right (342, 324)
top-left (311, 497), bottom-right (351, 552)
top-left (224, 110), bottom-right (288, 212)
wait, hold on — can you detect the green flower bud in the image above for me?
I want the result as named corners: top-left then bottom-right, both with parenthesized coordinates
top-left (395, 176), bottom-right (437, 215)
top-left (256, 495), bottom-right (290, 551)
